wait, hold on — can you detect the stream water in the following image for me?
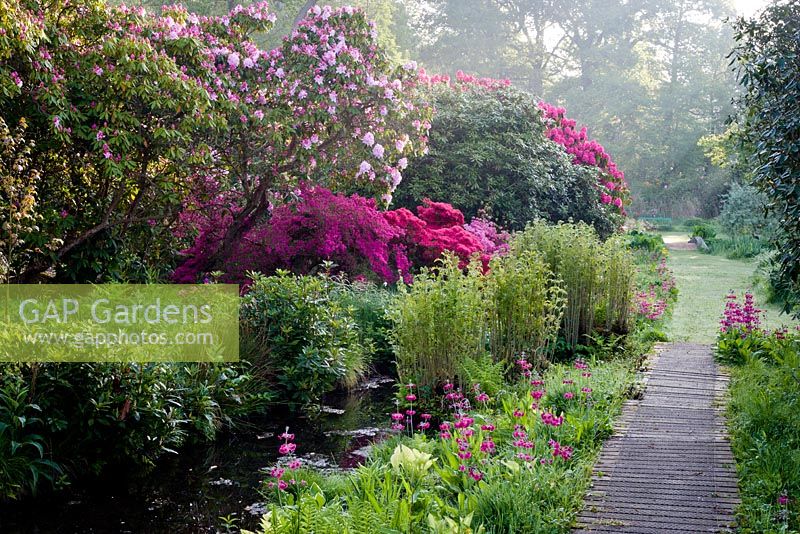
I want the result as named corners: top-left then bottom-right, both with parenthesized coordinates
top-left (0, 377), bottom-right (396, 533)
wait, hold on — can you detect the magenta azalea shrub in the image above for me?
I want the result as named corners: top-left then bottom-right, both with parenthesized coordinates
top-left (175, 186), bottom-right (509, 283)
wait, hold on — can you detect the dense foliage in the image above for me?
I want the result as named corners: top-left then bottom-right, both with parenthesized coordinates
top-left (0, 0), bottom-right (429, 282)
top-left (0, 361), bottom-right (271, 498)
top-left (718, 184), bottom-right (777, 241)
top-left (513, 222), bottom-right (635, 350)
top-left (388, 256), bottom-right (489, 387)
top-left (388, 222), bottom-right (639, 388)
top-left (715, 293), bottom-right (799, 531)
top-left (240, 272), bottom-right (371, 406)
top-left (393, 76), bottom-right (622, 235)
top-left (732, 1), bottom-right (800, 316)
top-left (699, 184), bottom-right (778, 260)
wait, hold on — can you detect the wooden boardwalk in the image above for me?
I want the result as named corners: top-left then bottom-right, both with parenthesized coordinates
top-left (574, 343), bottom-right (739, 533)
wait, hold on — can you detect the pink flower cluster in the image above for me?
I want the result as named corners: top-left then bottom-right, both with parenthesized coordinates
top-left (635, 288), bottom-right (668, 320)
top-left (267, 427), bottom-right (304, 492)
top-left (720, 292), bottom-right (762, 333)
top-left (549, 439), bottom-right (574, 460)
top-left (516, 357), bottom-right (534, 379)
top-left (635, 257), bottom-right (675, 321)
top-left (540, 412), bottom-right (564, 427)
top-left (175, 186), bottom-right (509, 283)
top-left (385, 364), bottom-right (589, 479)
top-left (538, 102), bottom-right (628, 214)
top-left (390, 383), bottom-right (434, 433)
top-left (417, 68), bottom-right (512, 91)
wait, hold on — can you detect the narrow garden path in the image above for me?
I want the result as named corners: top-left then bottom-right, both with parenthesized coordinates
top-left (574, 233), bottom-right (799, 532)
top-left (574, 343), bottom-right (739, 533)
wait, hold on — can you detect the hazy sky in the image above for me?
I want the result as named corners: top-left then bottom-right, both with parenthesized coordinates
top-left (733, 0), bottom-right (770, 17)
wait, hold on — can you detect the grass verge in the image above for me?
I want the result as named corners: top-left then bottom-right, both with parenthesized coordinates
top-left (662, 232), bottom-right (794, 343)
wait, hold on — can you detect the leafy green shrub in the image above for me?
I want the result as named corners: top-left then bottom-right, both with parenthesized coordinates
top-left (690, 222), bottom-right (717, 240)
top-left (718, 183), bottom-right (778, 241)
top-left (733, 2), bottom-right (800, 317)
top-left (704, 183), bottom-right (777, 260)
top-left (241, 271), bottom-right (370, 406)
top-left (332, 280), bottom-right (396, 371)
top-left (599, 236), bottom-right (635, 334)
top-left (0, 360), bottom-right (264, 499)
top-left (0, 377), bottom-right (63, 499)
top-left (486, 249), bottom-right (566, 366)
top-left (626, 230), bottom-right (664, 253)
top-left (388, 255), bottom-right (487, 387)
top-left (726, 337), bottom-right (800, 531)
top-left (393, 83), bottom-right (619, 235)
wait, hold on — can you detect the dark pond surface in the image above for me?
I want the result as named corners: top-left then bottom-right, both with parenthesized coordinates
top-left (0, 377), bottom-right (396, 534)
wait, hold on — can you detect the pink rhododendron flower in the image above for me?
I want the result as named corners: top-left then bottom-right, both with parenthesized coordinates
top-left (357, 160), bottom-right (372, 176)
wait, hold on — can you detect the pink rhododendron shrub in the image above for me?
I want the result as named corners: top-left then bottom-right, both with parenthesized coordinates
top-left (393, 72), bottom-right (621, 236)
top-left (538, 102), bottom-right (629, 213)
top-left (171, 4), bottom-right (431, 274)
top-left (417, 68), bottom-right (512, 91)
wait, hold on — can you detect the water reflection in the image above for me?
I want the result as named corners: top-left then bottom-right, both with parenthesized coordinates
top-left (0, 378), bottom-right (396, 533)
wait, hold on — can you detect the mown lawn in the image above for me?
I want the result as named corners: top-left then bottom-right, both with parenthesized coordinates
top-left (661, 232), bottom-right (795, 343)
